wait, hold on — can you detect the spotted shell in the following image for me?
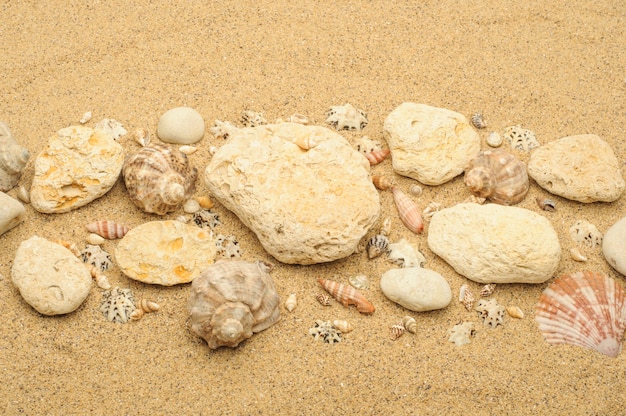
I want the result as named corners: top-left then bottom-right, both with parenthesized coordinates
top-left (464, 148), bottom-right (529, 205)
top-left (366, 234), bottom-right (389, 259)
top-left (535, 271), bottom-right (626, 357)
top-left (85, 220), bottom-right (129, 239)
top-left (391, 186), bottom-right (424, 234)
top-left (123, 144), bottom-right (197, 215)
top-left (318, 278), bottom-right (375, 314)
top-left (0, 120), bottom-right (30, 192)
top-left (188, 260), bottom-right (281, 349)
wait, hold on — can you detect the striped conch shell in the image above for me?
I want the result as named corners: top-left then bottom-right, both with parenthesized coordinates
top-left (464, 148), bottom-right (529, 205)
top-left (0, 120), bottom-right (30, 192)
top-left (86, 220), bottom-right (129, 239)
top-left (535, 271), bottom-right (626, 358)
top-left (364, 148), bottom-right (390, 165)
top-left (123, 144), bottom-right (197, 215)
top-left (318, 278), bottom-right (375, 314)
top-left (391, 186), bottom-right (424, 234)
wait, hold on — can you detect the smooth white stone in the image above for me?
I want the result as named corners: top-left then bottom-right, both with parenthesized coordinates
top-left (157, 107), bottom-right (205, 145)
top-left (380, 267), bottom-right (452, 312)
top-left (603, 216), bottom-right (626, 276)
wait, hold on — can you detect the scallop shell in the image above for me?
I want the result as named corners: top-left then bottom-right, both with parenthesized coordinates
top-left (402, 316), bottom-right (417, 334)
top-left (372, 175), bottom-right (393, 191)
top-left (100, 287), bottom-right (136, 323)
top-left (389, 323), bottom-right (406, 340)
top-left (123, 144), bottom-right (198, 215)
top-left (366, 234), bottom-right (389, 259)
top-left (332, 320), bottom-right (354, 333)
top-left (348, 274), bottom-right (370, 290)
top-left (188, 260), bottom-right (281, 349)
top-left (318, 278), bottom-right (375, 314)
top-left (85, 220), bottom-right (130, 239)
top-left (459, 284), bottom-right (475, 312)
top-left (464, 148), bottom-right (529, 205)
top-left (285, 293), bottom-right (297, 312)
top-left (471, 113), bottom-right (487, 129)
top-left (0, 120), bottom-right (30, 192)
top-left (391, 186), bottom-right (424, 234)
top-left (535, 271), bottom-right (626, 357)
top-left (364, 148), bottom-right (390, 165)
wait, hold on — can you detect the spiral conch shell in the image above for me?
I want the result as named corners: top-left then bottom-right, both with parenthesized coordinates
top-left (0, 121), bottom-right (30, 192)
top-left (123, 144), bottom-right (197, 215)
top-left (464, 148), bottom-right (529, 205)
top-left (188, 260), bottom-right (281, 349)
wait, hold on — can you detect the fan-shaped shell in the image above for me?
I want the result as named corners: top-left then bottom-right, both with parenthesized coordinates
top-left (535, 271), bottom-right (626, 358)
top-left (0, 121), bottom-right (30, 192)
top-left (188, 260), bottom-right (281, 349)
top-left (123, 144), bottom-right (197, 215)
top-left (464, 148), bottom-right (529, 205)
top-left (391, 186), bottom-right (424, 234)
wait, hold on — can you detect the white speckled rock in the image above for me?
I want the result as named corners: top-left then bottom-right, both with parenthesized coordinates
top-left (11, 236), bottom-right (92, 315)
top-left (30, 126), bottom-right (124, 213)
top-left (0, 192), bottom-right (25, 236)
top-left (380, 267), bottom-right (452, 312)
top-left (204, 122), bottom-right (380, 265)
top-left (602, 216), bottom-right (626, 276)
top-left (115, 220), bottom-right (217, 286)
top-left (383, 103), bottom-right (480, 185)
top-left (428, 203), bottom-right (561, 284)
top-left (528, 134), bottom-right (625, 203)
top-left (157, 107), bottom-right (205, 145)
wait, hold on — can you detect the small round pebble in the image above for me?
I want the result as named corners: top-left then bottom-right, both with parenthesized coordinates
top-left (157, 107), bottom-right (205, 145)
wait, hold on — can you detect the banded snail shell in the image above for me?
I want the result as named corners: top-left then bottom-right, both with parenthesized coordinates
top-left (391, 186), bottom-right (424, 234)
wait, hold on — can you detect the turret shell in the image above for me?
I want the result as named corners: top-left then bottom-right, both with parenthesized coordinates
top-left (123, 144), bottom-right (197, 215)
top-left (391, 186), bottom-right (424, 234)
top-left (464, 148), bottom-right (529, 205)
top-left (0, 121), bottom-right (30, 192)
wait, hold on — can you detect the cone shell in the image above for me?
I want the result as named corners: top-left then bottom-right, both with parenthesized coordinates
top-left (123, 144), bottom-right (197, 215)
top-left (0, 120), bottom-right (30, 192)
top-left (391, 186), bottom-right (424, 234)
top-left (535, 271), bottom-right (626, 357)
top-left (285, 293), bottom-right (297, 312)
top-left (86, 220), bottom-right (129, 239)
top-left (318, 278), bottom-right (375, 314)
top-left (464, 148), bottom-right (529, 205)
top-left (364, 148), bottom-right (390, 165)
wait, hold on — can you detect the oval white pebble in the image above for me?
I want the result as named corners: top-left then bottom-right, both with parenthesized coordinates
top-left (183, 198), bottom-right (201, 214)
top-left (157, 107), bottom-right (205, 145)
top-left (602, 216), bottom-right (626, 276)
top-left (380, 267), bottom-right (452, 312)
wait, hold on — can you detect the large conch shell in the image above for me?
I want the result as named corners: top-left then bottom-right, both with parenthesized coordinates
top-left (464, 148), bottom-right (529, 205)
top-left (188, 260), bottom-right (281, 349)
top-left (0, 121), bottom-right (30, 192)
top-left (123, 144), bottom-right (197, 215)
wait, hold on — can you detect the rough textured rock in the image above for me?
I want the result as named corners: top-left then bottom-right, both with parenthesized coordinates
top-left (30, 126), bottom-right (124, 213)
top-left (383, 103), bottom-right (480, 185)
top-left (11, 236), bottom-right (92, 315)
top-left (428, 203), bottom-right (561, 284)
top-left (380, 267), bottom-right (452, 312)
top-left (0, 192), bottom-right (25, 236)
top-left (204, 122), bottom-right (380, 265)
top-left (157, 107), bottom-right (205, 145)
top-left (115, 220), bottom-right (217, 286)
top-left (528, 134), bottom-right (625, 203)
top-left (603, 216), bottom-right (626, 276)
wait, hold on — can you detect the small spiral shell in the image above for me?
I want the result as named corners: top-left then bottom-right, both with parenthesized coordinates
top-left (391, 186), bottom-right (424, 234)
top-left (480, 284), bottom-right (496, 297)
top-left (366, 234), bottom-right (389, 259)
top-left (285, 293), bottom-right (297, 312)
top-left (364, 149), bottom-right (390, 165)
top-left (409, 184), bottom-right (423, 196)
top-left (293, 135), bottom-right (318, 150)
top-left (471, 113), bottom-right (487, 129)
top-left (459, 284), bottom-right (475, 312)
top-left (130, 308), bottom-right (145, 321)
top-left (372, 175), bottom-right (393, 191)
top-left (139, 298), bottom-right (160, 313)
top-left (379, 217), bottom-right (392, 237)
top-left (316, 293), bottom-right (332, 306)
top-left (389, 323), bottom-right (406, 340)
top-left (402, 316), bottom-right (417, 334)
top-left (569, 247), bottom-right (587, 262)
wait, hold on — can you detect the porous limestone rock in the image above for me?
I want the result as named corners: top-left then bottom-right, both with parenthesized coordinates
top-left (157, 107), bottom-right (205, 145)
top-left (528, 134), bottom-right (625, 203)
top-left (115, 220), bottom-right (217, 286)
top-left (383, 103), bottom-right (480, 185)
top-left (204, 122), bottom-right (380, 265)
top-left (11, 236), bottom-right (92, 315)
top-left (603, 216), bottom-right (626, 276)
top-left (428, 203), bottom-right (561, 284)
top-left (380, 267), bottom-right (452, 312)
top-left (0, 192), bottom-right (25, 236)
top-left (30, 126), bottom-right (124, 213)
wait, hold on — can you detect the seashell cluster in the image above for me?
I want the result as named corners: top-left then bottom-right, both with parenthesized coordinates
top-left (80, 245), bottom-right (112, 272)
top-left (464, 148), bottom-right (529, 205)
top-left (366, 234), bottom-right (389, 259)
top-left (100, 287), bottom-right (136, 323)
top-left (85, 220), bottom-right (129, 240)
top-left (475, 298), bottom-right (505, 328)
top-left (325, 103), bottom-right (368, 131)
top-left (123, 144), bottom-right (197, 215)
top-left (535, 271), bottom-right (626, 358)
top-left (569, 220), bottom-right (602, 248)
top-left (0, 120), bottom-right (30, 192)
top-left (391, 186), bottom-right (424, 234)
top-left (318, 278), bottom-right (375, 314)
top-left (503, 125), bottom-right (539, 152)
top-left (309, 320), bottom-right (342, 344)
top-left (188, 260), bottom-right (281, 349)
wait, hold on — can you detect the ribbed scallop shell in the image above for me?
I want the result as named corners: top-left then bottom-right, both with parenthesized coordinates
top-left (535, 271), bottom-right (626, 358)
top-left (391, 186), bottom-right (424, 234)
top-left (464, 148), bottom-right (529, 205)
top-left (0, 121), bottom-right (30, 192)
top-left (123, 144), bottom-right (197, 215)
top-left (318, 278), bottom-right (375, 314)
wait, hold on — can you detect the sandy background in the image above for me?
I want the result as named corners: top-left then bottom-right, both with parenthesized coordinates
top-left (1, 1), bottom-right (625, 414)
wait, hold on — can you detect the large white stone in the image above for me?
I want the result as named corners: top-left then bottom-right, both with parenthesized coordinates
top-left (157, 107), bottom-right (205, 145)
top-left (11, 236), bottom-right (92, 315)
top-left (603, 216), bottom-right (626, 276)
top-left (383, 103), bottom-right (480, 185)
top-left (30, 126), bottom-right (124, 213)
top-left (428, 203), bottom-right (561, 284)
top-left (380, 267), bottom-right (452, 312)
top-left (528, 134), bottom-right (625, 203)
top-left (0, 192), bottom-right (25, 236)
top-left (204, 122), bottom-right (380, 265)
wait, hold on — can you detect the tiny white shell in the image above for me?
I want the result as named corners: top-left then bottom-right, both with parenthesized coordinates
top-left (285, 293), bottom-right (297, 312)
top-left (380, 217), bottom-right (392, 237)
top-left (459, 284), bottom-right (475, 311)
top-left (570, 247), bottom-right (588, 262)
top-left (139, 298), bottom-right (160, 313)
top-left (402, 316), bottom-right (417, 334)
top-left (183, 199), bottom-right (201, 214)
top-left (86, 233), bottom-right (106, 245)
top-left (208, 145), bottom-right (218, 156)
top-left (16, 185), bottom-right (30, 203)
top-left (179, 145), bottom-right (197, 155)
top-left (133, 128), bottom-right (150, 147)
top-left (409, 184), bottom-right (423, 196)
top-left (79, 111), bottom-right (92, 124)
top-left (486, 132), bottom-right (503, 147)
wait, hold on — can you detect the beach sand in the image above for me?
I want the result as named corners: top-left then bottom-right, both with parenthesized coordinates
top-left (1, 1), bottom-right (625, 414)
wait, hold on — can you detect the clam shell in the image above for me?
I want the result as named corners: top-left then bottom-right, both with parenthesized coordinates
top-left (391, 186), bottom-right (424, 234)
top-left (535, 271), bottom-right (626, 357)
top-left (318, 278), bottom-right (375, 314)
top-left (464, 148), bottom-right (529, 205)
top-left (348, 274), bottom-right (370, 290)
top-left (86, 220), bottom-right (130, 239)
top-left (285, 293), bottom-right (297, 312)
top-left (366, 234), bottom-right (389, 259)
